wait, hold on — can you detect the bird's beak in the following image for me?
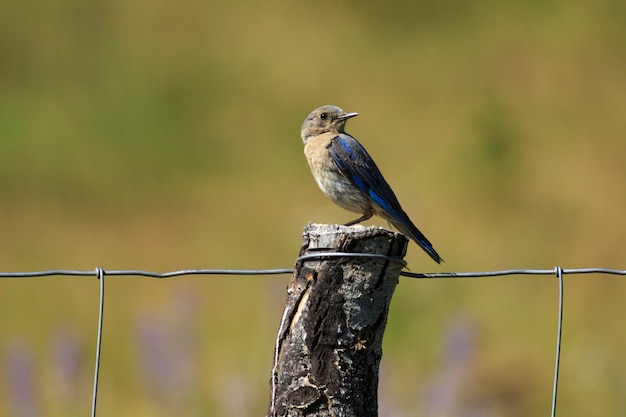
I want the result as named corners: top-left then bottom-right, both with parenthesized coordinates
top-left (339, 112), bottom-right (358, 120)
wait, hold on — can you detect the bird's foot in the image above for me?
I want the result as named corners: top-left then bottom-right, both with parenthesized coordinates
top-left (344, 214), bottom-right (372, 227)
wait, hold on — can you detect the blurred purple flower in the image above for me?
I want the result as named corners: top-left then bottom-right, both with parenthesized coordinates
top-left (444, 317), bottom-right (476, 369)
top-left (419, 315), bottom-right (486, 417)
top-left (51, 328), bottom-right (84, 402)
top-left (134, 289), bottom-right (199, 408)
top-left (5, 342), bottom-right (40, 417)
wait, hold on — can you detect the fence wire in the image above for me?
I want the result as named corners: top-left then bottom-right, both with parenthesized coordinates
top-left (1, 261), bottom-right (625, 417)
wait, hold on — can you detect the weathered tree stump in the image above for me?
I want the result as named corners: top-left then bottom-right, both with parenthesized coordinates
top-left (268, 223), bottom-right (409, 417)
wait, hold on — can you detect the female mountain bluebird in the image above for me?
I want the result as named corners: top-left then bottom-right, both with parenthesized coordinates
top-left (301, 105), bottom-right (443, 264)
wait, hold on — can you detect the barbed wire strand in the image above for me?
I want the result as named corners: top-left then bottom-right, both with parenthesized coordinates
top-left (1, 258), bottom-right (625, 417)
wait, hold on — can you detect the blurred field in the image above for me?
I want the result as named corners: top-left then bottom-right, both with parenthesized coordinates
top-left (1, 0), bottom-right (625, 416)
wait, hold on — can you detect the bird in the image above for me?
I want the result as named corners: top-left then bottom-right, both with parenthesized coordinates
top-left (300, 105), bottom-right (443, 264)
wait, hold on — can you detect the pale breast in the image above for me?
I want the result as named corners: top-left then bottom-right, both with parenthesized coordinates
top-left (304, 134), bottom-right (371, 214)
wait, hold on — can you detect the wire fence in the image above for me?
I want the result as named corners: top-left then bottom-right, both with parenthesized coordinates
top-left (1, 261), bottom-right (625, 417)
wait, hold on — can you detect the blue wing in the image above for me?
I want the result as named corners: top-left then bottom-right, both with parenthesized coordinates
top-left (328, 135), bottom-right (401, 213)
top-left (328, 134), bottom-right (443, 263)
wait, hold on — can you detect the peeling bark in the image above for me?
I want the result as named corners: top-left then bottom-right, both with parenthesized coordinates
top-left (268, 223), bottom-right (408, 417)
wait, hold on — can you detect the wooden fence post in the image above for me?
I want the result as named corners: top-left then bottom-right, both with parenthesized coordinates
top-left (268, 223), bottom-right (409, 417)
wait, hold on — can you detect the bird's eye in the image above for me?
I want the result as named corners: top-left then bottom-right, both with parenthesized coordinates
top-left (320, 112), bottom-right (328, 120)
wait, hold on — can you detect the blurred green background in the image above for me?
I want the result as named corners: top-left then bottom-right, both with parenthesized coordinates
top-left (1, 0), bottom-right (625, 416)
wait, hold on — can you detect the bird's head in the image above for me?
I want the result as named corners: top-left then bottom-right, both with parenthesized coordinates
top-left (300, 105), bottom-right (358, 143)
